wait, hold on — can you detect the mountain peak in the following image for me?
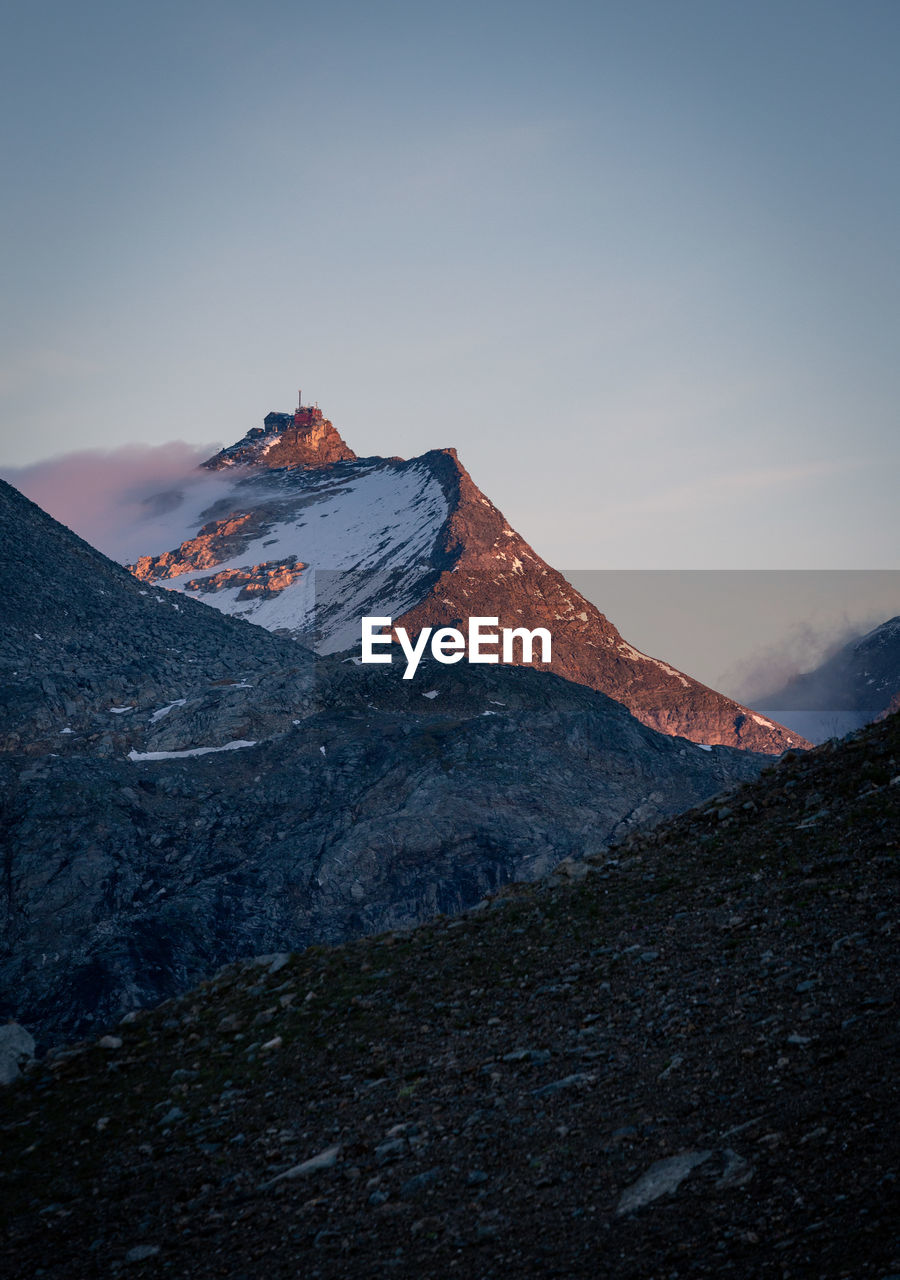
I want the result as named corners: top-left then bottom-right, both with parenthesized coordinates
top-left (129, 409), bottom-right (809, 753)
top-left (203, 396), bottom-right (357, 470)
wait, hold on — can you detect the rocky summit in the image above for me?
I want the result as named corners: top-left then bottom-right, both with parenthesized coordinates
top-left (128, 399), bottom-right (808, 754)
top-left (1, 708), bottom-right (896, 1278)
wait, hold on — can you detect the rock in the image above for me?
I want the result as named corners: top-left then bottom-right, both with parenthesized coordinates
top-left (617, 1150), bottom-right (713, 1215)
top-left (531, 1072), bottom-right (594, 1098)
top-left (124, 1245), bottom-right (160, 1263)
top-left (550, 857), bottom-right (590, 881)
top-left (259, 1144), bottom-right (342, 1189)
top-left (400, 1167), bottom-right (442, 1198)
top-left (503, 1048), bottom-right (551, 1065)
top-left (169, 1068), bottom-right (198, 1083)
top-left (0, 1022), bottom-right (35, 1085)
top-left (375, 1138), bottom-right (408, 1163)
top-left (714, 1148), bottom-right (754, 1189)
top-left (98, 1035), bottom-right (122, 1049)
top-left (249, 952), bottom-right (292, 975)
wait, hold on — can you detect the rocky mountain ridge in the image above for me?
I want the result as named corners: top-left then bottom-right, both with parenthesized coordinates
top-left (129, 406), bottom-right (808, 754)
top-left (1, 476), bottom-right (766, 1043)
top-left (757, 615), bottom-right (900, 743)
top-left (0, 479), bottom-right (316, 758)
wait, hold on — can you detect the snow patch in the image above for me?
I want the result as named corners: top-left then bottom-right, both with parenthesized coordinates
top-left (127, 740), bottom-right (257, 761)
top-left (150, 698), bottom-right (187, 723)
top-left (617, 641), bottom-right (690, 686)
top-left (148, 460), bottom-right (449, 654)
top-left (751, 713), bottom-right (776, 729)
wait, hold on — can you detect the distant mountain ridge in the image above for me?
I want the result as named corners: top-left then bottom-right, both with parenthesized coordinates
top-left (756, 615), bottom-right (900, 743)
top-left (130, 399), bottom-right (808, 754)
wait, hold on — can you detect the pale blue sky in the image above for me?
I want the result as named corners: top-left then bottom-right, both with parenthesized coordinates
top-left (1, 0), bottom-right (898, 569)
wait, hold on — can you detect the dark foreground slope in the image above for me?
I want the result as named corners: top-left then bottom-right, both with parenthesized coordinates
top-left (2, 715), bottom-right (896, 1279)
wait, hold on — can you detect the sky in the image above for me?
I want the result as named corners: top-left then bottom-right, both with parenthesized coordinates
top-left (2, 0), bottom-right (898, 585)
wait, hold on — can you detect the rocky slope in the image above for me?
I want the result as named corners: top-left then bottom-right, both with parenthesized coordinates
top-left (1, 711), bottom-right (896, 1279)
top-left (0, 477), bottom-right (767, 1042)
top-left (757, 616), bottom-right (900, 743)
top-left (0, 479), bottom-right (316, 758)
top-left (129, 407), bottom-right (808, 754)
top-left (0, 656), bottom-right (765, 1044)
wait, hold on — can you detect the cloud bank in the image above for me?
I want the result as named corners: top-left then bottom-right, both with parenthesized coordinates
top-left (1, 442), bottom-right (234, 564)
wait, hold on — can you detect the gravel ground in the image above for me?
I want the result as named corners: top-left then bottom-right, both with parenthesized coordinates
top-left (1, 714), bottom-right (897, 1279)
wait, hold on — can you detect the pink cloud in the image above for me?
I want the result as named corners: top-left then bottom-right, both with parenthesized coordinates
top-left (1, 442), bottom-right (230, 563)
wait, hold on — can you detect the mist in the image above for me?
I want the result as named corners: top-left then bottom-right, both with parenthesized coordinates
top-left (724, 618), bottom-right (869, 707)
top-left (1, 442), bottom-right (240, 564)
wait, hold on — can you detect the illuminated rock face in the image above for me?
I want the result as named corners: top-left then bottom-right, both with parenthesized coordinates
top-left (204, 411), bottom-right (357, 471)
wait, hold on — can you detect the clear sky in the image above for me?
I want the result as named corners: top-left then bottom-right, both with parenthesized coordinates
top-left (1, 0), bottom-right (898, 571)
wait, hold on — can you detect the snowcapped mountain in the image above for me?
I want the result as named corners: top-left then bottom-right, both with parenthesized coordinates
top-left (132, 452), bottom-right (450, 652)
top-left (755, 615), bottom-right (900, 743)
top-left (130, 400), bottom-right (808, 753)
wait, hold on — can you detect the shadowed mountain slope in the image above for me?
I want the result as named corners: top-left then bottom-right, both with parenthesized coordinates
top-left (1, 709), bottom-right (896, 1278)
top-left (0, 478), bottom-right (315, 757)
top-left (1, 477), bottom-right (767, 1041)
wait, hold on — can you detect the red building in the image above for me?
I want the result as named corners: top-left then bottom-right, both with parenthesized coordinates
top-left (262, 392), bottom-right (324, 434)
top-left (293, 405), bottom-right (324, 428)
